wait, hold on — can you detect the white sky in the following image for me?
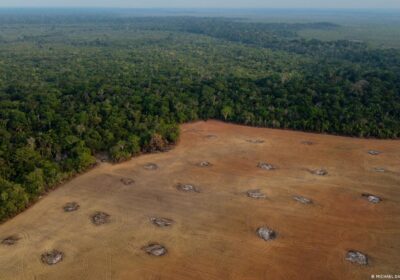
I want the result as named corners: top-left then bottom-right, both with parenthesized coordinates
top-left (0, 0), bottom-right (399, 9)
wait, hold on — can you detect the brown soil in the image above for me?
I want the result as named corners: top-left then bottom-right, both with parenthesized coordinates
top-left (0, 120), bottom-right (399, 280)
top-left (247, 139), bottom-right (265, 144)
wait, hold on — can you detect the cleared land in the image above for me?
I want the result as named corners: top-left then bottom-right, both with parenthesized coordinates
top-left (0, 120), bottom-right (399, 280)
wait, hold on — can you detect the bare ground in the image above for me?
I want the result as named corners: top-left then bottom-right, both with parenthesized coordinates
top-left (0, 120), bottom-right (399, 280)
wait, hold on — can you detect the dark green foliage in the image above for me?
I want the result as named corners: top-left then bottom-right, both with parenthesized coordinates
top-left (0, 14), bottom-right (399, 221)
top-left (0, 178), bottom-right (29, 221)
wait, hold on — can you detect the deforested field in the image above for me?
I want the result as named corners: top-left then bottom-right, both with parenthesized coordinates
top-left (0, 120), bottom-right (399, 280)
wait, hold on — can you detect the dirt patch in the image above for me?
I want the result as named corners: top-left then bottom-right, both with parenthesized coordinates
top-left (205, 134), bottom-right (217, 139)
top-left (144, 163), bottom-right (158, 170)
top-left (345, 250), bottom-right (368, 265)
top-left (293, 196), bottom-right (313, 205)
top-left (246, 189), bottom-right (267, 199)
top-left (91, 212), bottom-right (111, 225)
top-left (198, 161), bottom-right (212, 167)
top-left (63, 202), bottom-right (80, 212)
top-left (150, 217), bottom-right (174, 227)
top-left (1, 121), bottom-right (399, 280)
top-left (1, 235), bottom-right (20, 246)
top-left (41, 250), bottom-right (64, 265)
top-left (142, 243), bottom-right (167, 256)
top-left (120, 178), bottom-right (135, 185)
top-left (362, 193), bottom-right (382, 204)
top-left (373, 167), bottom-right (386, 173)
top-left (257, 227), bottom-right (277, 241)
top-left (246, 139), bottom-right (265, 144)
top-left (176, 183), bottom-right (200, 193)
top-left (310, 169), bottom-right (328, 176)
top-left (368, 150), bottom-right (382, 156)
top-left (257, 162), bottom-right (275, 170)
top-left (301, 141), bottom-right (314, 145)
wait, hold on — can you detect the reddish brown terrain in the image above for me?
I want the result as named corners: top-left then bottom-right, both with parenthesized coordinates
top-left (0, 120), bottom-right (399, 280)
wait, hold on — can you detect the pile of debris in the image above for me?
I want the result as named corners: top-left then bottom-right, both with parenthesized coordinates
top-left (120, 178), bottom-right (135, 185)
top-left (91, 212), bottom-right (111, 225)
top-left (142, 243), bottom-right (167, 256)
top-left (257, 162), bottom-right (275, 170)
top-left (310, 169), bottom-right (328, 176)
top-left (63, 202), bottom-right (80, 212)
top-left (176, 183), bottom-right (200, 193)
top-left (246, 189), bottom-right (267, 199)
top-left (144, 163), bottom-right (158, 170)
top-left (257, 227), bottom-right (277, 241)
top-left (150, 217), bottom-right (174, 227)
top-left (1, 235), bottom-right (20, 246)
top-left (198, 161), bottom-right (212, 167)
top-left (368, 150), bottom-right (382, 156)
top-left (41, 250), bottom-right (64, 265)
top-left (362, 193), bottom-right (382, 204)
top-left (373, 167), bottom-right (386, 173)
top-left (293, 195), bottom-right (313, 205)
top-left (345, 250), bottom-right (368, 265)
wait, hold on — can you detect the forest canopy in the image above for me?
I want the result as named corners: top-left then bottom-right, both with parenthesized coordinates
top-left (0, 14), bottom-right (399, 221)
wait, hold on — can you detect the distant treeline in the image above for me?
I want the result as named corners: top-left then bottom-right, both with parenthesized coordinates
top-left (0, 16), bottom-right (399, 221)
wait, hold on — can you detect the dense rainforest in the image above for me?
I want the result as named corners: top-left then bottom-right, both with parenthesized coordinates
top-left (0, 14), bottom-right (399, 221)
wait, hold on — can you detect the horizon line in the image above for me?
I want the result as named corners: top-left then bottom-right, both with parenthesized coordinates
top-left (1, 7), bottom-right (400, 10)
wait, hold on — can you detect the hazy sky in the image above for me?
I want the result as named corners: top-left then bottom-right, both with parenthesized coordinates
top-left (0, 0), bottom-right (399, 9)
